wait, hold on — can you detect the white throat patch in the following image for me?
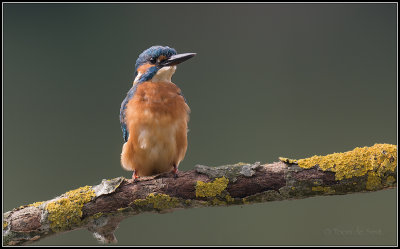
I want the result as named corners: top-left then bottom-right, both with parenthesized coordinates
top-left (151, 66), bottom-right (177, 83)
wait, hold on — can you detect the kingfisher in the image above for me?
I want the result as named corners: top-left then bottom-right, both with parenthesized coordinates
top-left (119, 45), bottom-right (196, 181)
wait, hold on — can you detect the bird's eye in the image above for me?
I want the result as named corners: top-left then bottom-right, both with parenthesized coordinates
top-left (150, 57), bottom-right (157, 64)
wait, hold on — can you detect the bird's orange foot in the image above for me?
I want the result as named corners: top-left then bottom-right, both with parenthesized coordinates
top-left (173, 165), bottom-right (178, 179)
top-left (132, 171), bottom-right (139, 183)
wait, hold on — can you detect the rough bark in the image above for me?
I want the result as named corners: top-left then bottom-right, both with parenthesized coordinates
top-left (3, 144), bottom-right (397, 246)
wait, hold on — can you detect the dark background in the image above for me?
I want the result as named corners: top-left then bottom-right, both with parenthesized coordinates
top-left (3, 3), bottom-right (397, 245)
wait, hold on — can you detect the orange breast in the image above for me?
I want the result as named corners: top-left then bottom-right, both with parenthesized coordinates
top-left (120, 81), bottom-right (190, 176)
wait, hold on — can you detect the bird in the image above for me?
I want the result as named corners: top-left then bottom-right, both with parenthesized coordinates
top-left (119, 45), bottom-right (196, 181)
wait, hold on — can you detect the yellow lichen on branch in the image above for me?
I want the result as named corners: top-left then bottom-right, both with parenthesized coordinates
top-left (133, 193), bottom-right (179, 210)
top-left (297, 143), bottom-right (397, 182)
top-left (195, 177), bottom-right (229, 198)
top-left (45, 186), bottom-right (96, 232)
top-left (28, 201), bottom-right (45, 208)
top-left (278, 157), bottom-right (298, 164)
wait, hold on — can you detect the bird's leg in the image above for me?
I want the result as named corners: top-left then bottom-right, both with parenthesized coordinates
top-left (173, 164), bottom-right (178, 178)
top-left (132, 170), bottom-right (139, 183)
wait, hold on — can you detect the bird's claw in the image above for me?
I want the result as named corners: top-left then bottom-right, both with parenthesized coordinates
top-left (172, 165), bottom-right (179, 179)
top-left (132, 171), bottom-right (139, 183)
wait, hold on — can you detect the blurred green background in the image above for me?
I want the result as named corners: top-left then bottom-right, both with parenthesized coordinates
top-left (3, 3), bottom-right (397, 246)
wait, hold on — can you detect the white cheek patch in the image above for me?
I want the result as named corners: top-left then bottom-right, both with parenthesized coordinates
top-left (151, 66), bottom-right (177, 83)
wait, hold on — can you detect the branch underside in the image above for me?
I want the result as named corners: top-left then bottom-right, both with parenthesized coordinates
top-left (3, 144), bottom-right (397, 245)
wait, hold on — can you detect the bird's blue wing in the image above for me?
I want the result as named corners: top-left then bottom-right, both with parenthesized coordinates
top-left (120, 84), bottom-right (139, 142)
top-left (119, 100), bottom-right (129, 142)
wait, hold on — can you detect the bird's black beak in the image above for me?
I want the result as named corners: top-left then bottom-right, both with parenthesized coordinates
top-left (161, 53), bottom-right (196, 67)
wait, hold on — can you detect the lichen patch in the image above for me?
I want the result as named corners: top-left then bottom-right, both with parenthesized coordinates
top-left (366, 172), bottom-right (382, 190)
top-left (45, 185), bottom-right (96, 232)
top-left (279, 157), bottom-right (298, 164)
top-left (133, 193), bottom-right (179, 210)
top-left (297, 144), bottom-right (397, 181)
top-left (195, 177), bottom-right (229, 198)
top-left (3, 221), bottom-right (8, 230)
top-left (28, 201), bottom-right (45, 208)
top-left (385, 176), bottom-right (396, 186)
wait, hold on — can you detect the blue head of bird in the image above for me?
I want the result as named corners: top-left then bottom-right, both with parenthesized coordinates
top-left (133, 45), bottom-right (196, 84)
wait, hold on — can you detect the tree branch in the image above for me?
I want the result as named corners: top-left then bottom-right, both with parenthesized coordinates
top-left (3, 144), bottom-right (397, 245)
